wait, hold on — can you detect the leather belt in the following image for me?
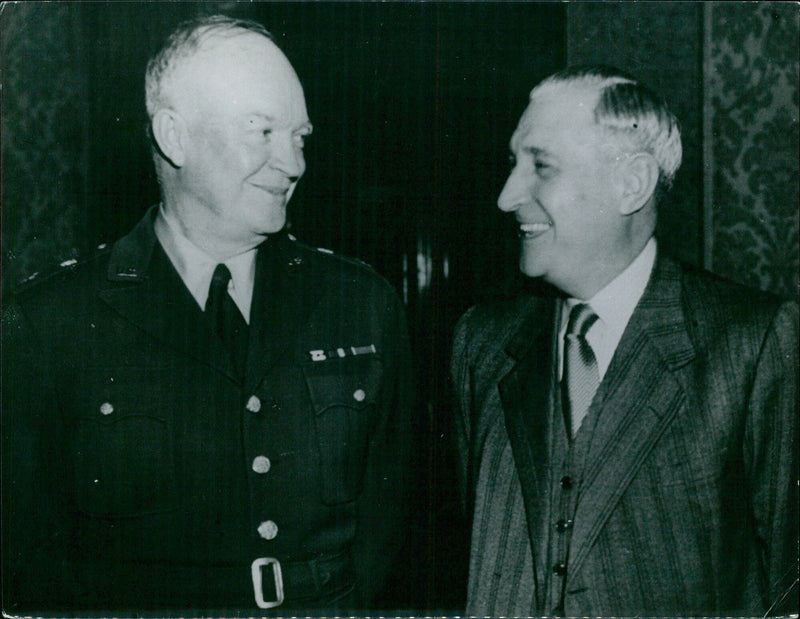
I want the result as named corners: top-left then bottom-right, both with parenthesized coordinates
top-left (72, 551), bottom-right (355, 611)
top-left (251, 551), bottom-right (354, 609)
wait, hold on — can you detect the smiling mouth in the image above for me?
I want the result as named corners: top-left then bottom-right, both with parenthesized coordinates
top-left (518, 222), bottom-right (552, 239)
top-left (253, 184), bottom-right (290, 196)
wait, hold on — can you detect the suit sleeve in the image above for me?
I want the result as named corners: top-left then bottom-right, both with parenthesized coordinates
top-left (450, 307), bottom-right (476, 515)
top-left (351, 286), bottom-right (416, 606)
top-left (745, 300), bottom-right (799, 615)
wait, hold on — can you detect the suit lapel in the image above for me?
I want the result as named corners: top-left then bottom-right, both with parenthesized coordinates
top-left (98, 209), bottom-right (240, 382)
top-left (567, 256), bottom-right (696, 580)
top-left (498, 296), bottom-right (559, 597)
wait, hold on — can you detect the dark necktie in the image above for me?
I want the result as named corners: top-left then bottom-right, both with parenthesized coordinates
top-left (205, 263), bottom-right (248, 375)
top-left (563, 303), bottom-right (600, 437)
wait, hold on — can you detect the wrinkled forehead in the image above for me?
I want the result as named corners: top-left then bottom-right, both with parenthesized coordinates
top-left (509, 81), bottom-right (602, 151)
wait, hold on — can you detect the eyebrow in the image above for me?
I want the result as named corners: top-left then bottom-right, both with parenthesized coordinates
top-left (249, 114), bottom-right (313, 133)
top-left (509, 138), bottom-right (551, 158)
top-left (250, 113), bottom-right (274, 123)
top-left (525, 147), bottom-right (551, 157)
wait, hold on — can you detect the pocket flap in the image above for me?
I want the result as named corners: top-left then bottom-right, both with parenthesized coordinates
top-left (302, 356), bottom-right (383, 414)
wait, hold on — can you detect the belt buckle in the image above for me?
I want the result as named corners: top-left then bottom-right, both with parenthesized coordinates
top-left (251, 557), bottom-right (284, 609)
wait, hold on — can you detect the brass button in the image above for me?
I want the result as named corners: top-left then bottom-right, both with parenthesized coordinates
top-left (252, 456), bottom-right (271, 474)
top-left (258, 520), bottom-right (278, 540)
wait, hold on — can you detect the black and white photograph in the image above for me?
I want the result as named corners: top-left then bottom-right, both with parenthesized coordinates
top-left (2, 1), bottom-right (798, 616)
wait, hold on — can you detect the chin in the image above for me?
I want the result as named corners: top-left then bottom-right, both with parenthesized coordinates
top-left (254, 210), bottom-right (287, 234)
top-left (519, 255), bottom-right (544, 279)
top-left (259, 222), bottom-right (286, 236)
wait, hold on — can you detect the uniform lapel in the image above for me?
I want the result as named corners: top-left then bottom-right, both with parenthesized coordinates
top-left (498, 295), bottom-right (559, 596)
top-left (245, 233), bottom-right (323, 392)
top-left (98, 208), bottom-right (240, 382)
top-left (567, 256), bottom-right (696, 580)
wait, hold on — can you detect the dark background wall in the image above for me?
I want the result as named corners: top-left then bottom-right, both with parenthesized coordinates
top-left (568, 2), bottom-right (706, 266)
top-left (2, 1), bottom-right (798, 611)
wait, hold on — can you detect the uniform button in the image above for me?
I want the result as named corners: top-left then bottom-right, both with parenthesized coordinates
top-left (99, 402), bottom-right (114, 415)
top-left (553, 562), bottom-right (567, 576)
top-left (560, 476), bottom-right (573, 490)
top-left (353, 389), bottom-right (366, 402)
top-left (246, 395), bottom-right (262, 413)
top-left (258, 520), bottom-right (278, 540)
top-left (252, 456), bottom-right (271, 474)
top-left (555, 519), bottom-right (573, 533)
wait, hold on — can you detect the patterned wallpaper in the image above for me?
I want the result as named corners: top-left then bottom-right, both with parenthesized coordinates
top-left (708, 2), bottom-right (799, 299)
top-left (2, 3), bottom-right (89, 290)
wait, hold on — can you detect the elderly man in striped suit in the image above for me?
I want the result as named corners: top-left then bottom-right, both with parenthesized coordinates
top-left (451, 65), bottom-right (798, 616)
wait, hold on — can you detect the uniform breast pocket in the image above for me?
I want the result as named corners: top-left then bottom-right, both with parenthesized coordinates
top-left (70, 404), bottom-right (176, 518)
top-left (303, 357), bottom-right (383, 505)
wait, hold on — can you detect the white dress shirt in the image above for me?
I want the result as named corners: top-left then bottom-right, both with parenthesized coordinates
top-left (558, 237), bottom-right (657, 382)
top-left (154, 205), bottom-right (257, 323)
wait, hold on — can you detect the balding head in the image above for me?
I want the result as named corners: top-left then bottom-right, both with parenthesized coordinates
top-left (145, 15), bottom-right (276, 121)
top-left (531, 65), bottom-right (682, 202)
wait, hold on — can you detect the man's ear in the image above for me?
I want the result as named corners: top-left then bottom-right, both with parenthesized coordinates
top-left (618, 152), bottom-right (659, 216)
top-left (150, 109), bottom-right (188, 168)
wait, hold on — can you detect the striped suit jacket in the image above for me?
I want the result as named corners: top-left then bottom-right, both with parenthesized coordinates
top-left (451, 254), bottom-right (799, 616)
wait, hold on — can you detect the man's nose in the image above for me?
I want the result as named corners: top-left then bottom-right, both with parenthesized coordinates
top-left (269, 133), bottom-right (305, 179)
top-left (497, 167), bottom-right (526, 212)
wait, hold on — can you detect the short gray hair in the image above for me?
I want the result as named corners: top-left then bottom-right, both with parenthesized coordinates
top-left (532, 65), bottom-right (682, 199)
top-left (144, 14), bottom-right (275, 119)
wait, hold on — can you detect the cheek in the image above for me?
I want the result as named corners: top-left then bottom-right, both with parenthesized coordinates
top-left (536, 181), bottom-right (579, 219)
top-left (192, 123), bottom-right (228, 156)
top-left (546, 193), bottom-right (597, 245)
top-left (196, 129), bottom-right (260, 176)
top-left (213, 143), bottom-right (256, 178)
top-left (242, 142), bottom-right (271, 171)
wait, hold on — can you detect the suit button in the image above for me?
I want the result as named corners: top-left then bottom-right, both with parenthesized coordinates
top-left (555, 519), bottom-right (573, 533)
top-left (353, 389), bottom-right (366, 402)
top-left (252, 456), bottom-right (271, 474)
top-left (258, 520), bottom-right (278, 540)
top-left (560, 476), bottom-right (573, 490)
top-left (99, 402), bottom-right (114, 415)
top-left (553, 562), bottom-right (567, 576)
top-left (246, 395), bottom-right (262, 413)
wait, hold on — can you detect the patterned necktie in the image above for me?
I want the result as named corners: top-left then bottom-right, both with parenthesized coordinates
top-left (563, 303), bottom-right (600, 437)
top-left (205, 263), bottom-right (248, 375)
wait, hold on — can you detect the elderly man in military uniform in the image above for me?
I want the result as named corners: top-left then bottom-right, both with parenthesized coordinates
top-left (2, 15), bottom-right (414, 614)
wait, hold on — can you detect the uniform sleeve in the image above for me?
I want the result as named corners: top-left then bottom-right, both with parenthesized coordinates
top-left (351, 286), bottom-right (416, 607)
top-left (2, 299), bottom-right (81, 612)
top-left (745, 300), bottom-right (799, 615)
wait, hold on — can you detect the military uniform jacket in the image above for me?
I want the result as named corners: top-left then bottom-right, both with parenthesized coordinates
top-left (2, 208), bottom-right (415, 615)
top-left (451, 254), bottom-right (799, 616)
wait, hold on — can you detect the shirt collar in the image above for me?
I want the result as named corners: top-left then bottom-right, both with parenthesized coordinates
top-left (569, 237), bottom-right (657, 341)
top-left (153, 204), bottom-right (257, 319)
